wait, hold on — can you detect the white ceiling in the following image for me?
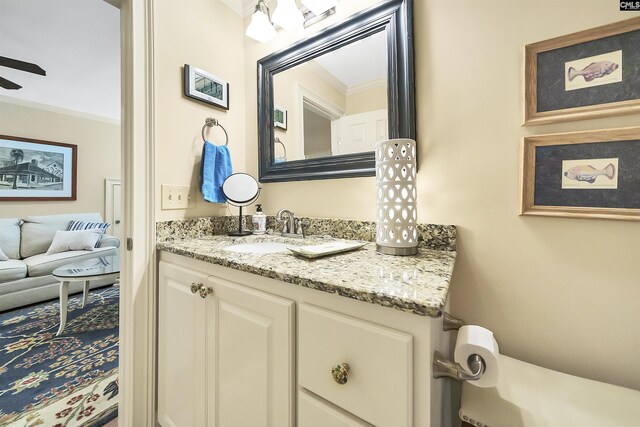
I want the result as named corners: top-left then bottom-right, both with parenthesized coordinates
top-left (0, 0), bottom-right (121, 120)
top-left (312, 30), bottom-right (387, 89)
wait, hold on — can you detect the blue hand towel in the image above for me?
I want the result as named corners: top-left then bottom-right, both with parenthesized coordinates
top-left (201, 141), bottom-right (233, 203)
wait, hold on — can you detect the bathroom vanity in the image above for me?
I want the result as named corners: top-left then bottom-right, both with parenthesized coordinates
top-left (156, 218), bottom-right (456, 427)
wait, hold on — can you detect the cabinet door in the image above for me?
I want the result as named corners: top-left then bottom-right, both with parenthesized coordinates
top-left (209, 277), bottom-right (295, 427)
top-left (158, 261), bottom-right (210, 427)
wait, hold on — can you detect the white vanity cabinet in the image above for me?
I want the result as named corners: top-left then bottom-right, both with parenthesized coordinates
top-left (158, 260), bottom-right (296, 427)
top-left (157, 252), bottom-right (451, 427)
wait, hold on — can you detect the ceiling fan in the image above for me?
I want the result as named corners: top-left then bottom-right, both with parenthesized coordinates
top-left (0, 56), bottom-right (46, 90)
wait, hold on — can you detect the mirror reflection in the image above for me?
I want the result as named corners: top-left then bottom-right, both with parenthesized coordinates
top-left (272, 30), bottom-right (388, 163)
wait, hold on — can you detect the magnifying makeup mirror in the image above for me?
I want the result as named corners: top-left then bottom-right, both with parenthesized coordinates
top-left (221, 173), bottom-right (261, 236)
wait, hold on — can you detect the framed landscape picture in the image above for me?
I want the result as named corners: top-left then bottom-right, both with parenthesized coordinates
top-left (523, 17), bottom-right (640, 125)
top-left (184, 64), bottom-right (229, 110)
top-left (0, 135), bottom-right (77, 201)
top-left (520, 127), bottom-right (640, 221)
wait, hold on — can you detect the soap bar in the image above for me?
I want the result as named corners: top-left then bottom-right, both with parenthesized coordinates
top-left (288, 241), bottom-right (367, 259)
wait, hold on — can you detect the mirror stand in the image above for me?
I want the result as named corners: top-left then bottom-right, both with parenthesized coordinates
top-left (228, 205), bottom-right (253, 237)
top-left (221, 173), bottom-right (262, 236)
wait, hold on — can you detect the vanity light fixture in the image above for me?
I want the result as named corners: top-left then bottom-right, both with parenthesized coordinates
top-left (272, 0), bottom-right (305, 31)
top-left (246, 0), bottom-right (277, 44)
top-left (301, 0), bottom-right (337, 17)
top-left (246, 0), bottom-right (337, 43)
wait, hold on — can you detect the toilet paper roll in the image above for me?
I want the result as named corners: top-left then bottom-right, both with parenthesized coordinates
top-left (454, 325), bottom-right (500, 388)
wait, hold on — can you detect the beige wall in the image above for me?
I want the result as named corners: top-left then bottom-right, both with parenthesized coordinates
top-left (154, 0), bottom-right (246, 221)
top-left (345, 83), bottom-right (387, 115)
top-left (0, 100), bottom-right (120, 219)
top-left (243, 1), bottom-right (640, 389)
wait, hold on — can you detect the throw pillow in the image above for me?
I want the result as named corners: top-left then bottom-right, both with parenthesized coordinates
top-left (0, 243), bottom-right (8, 261)
top-left (67, 220), bottom-right (110, 232)
top-left (67, 220), bottom-right (110, 247)
top-left (46, 229), bottom-right (105, 255)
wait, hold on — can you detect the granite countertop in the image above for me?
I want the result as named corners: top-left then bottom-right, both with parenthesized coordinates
top-left (157, 233), bottom-right (456, 317)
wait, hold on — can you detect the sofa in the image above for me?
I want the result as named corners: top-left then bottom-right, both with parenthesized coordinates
top-left (0, 212), bottom-right (120, 312)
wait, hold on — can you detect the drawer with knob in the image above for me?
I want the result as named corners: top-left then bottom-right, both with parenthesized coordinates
top-left (298, 304), bottom-right (413, 427)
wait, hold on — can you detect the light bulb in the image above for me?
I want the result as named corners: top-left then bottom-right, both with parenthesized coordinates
top-left (246, 7), bottom-right (276, 43)
top-left (272, 0), bottom-right (304, 31)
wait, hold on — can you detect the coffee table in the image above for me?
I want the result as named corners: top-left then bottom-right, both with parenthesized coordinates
top-left (52, 255), bottom-right (120, 336)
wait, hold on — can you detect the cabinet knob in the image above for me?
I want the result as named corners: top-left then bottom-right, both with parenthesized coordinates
top-left (331, 363), bottom-right (350, 385)
top-left (190, 283), bottom-right (201, 294)
top-left (199, 286), bottom-right (213, 299)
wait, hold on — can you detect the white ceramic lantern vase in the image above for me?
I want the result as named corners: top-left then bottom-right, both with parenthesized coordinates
top-left (375, 138), bottom-right (418, 256)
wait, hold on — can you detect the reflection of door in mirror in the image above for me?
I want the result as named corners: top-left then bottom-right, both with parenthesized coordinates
top-left (272, 30), bottom-right (388, 163)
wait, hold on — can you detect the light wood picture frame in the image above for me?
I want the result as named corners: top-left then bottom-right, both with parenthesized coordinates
top-left (520, 127), bottom-right (640, 221)
top-left (523, 17), bottom-right (640, 126)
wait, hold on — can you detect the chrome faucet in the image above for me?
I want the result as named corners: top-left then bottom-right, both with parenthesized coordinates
top-left (276, 209), bottom-right (305, 238)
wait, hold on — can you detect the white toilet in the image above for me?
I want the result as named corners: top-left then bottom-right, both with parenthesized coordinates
top-left (459, 354), bottom-right (640, 427)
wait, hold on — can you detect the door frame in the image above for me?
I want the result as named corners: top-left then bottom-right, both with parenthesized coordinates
top-left (119, 0), bottom-right (157, 425)
top-left (295, 83), bottom-right (344, 159)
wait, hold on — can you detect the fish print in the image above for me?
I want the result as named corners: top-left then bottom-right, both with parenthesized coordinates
top-left (567, 61), bottom-right (619, 82)
top-left (564, 163), bottom-right (615, 184)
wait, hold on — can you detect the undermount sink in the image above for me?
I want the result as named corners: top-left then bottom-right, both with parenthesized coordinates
top-left (223, 242), bottom-right (291, 254)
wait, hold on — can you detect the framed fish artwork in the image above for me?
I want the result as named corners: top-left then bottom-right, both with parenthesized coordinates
top-left (520, 127), bottom-right (640, 221)
top-left (523, 17), bottom-right (640, 125)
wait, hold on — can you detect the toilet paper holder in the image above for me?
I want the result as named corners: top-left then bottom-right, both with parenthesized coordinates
top-left (433, 313), bottom-right (487, 382)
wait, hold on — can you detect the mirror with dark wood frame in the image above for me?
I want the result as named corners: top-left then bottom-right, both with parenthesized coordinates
top-left (257, 0), bottom-right (415, 183)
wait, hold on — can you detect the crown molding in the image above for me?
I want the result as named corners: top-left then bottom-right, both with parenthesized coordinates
top-left (305, 60), bottom-right (347, 95)
top-left (346, 78), bottom-right (387, 96)
top-left (0, 95), bottom-right (121, 125)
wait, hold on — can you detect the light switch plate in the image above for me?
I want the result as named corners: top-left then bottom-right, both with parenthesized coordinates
top-left (161, 185), bottom-right (194, 210)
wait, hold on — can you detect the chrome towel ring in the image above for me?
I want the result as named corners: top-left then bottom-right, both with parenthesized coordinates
top-left (201, 117), bottom-right (229, 146)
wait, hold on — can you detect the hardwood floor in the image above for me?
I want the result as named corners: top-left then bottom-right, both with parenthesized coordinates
top-left (103, 418), bottom-right (118, 427)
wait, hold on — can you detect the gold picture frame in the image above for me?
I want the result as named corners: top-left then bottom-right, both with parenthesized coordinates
top-left (523, 17), bottom-right (640, 126)
top-left (520, 127), bottom-right (640, 221)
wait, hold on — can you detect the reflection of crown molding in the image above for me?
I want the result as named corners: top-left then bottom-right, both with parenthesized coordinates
top-left (0, 95), bottom-right (121, 125)
top-left (306, 61), bottom-right (347, 95)
top-left (346, 78), bottom-right (387, 96)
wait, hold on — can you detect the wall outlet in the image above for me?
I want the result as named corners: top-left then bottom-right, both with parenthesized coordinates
top-left (161, 185), bottom-right (195, 210)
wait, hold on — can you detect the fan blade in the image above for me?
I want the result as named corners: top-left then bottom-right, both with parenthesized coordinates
top-left (0, 76), bottom-right (22, 90)
top-left (0, 56), bottom-right (46, 76)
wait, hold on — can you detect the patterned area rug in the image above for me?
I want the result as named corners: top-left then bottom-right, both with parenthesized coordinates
top-left (0, 286), bottom-right (119, 427)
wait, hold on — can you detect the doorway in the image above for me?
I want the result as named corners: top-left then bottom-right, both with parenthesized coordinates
top-left (0, 0), bottom-right (123, 425)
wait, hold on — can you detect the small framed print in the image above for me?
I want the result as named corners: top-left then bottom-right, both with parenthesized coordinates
top-left (274, 105), bottom-right (287, 130)
top-left (184, 64), bottom-right (229, 110)
top-left (523, 17), bottom-right (640, 125)
top-left (520, 127), bottom-right (640, 221)
top-left (0, 135), bottom-right (77, 201)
